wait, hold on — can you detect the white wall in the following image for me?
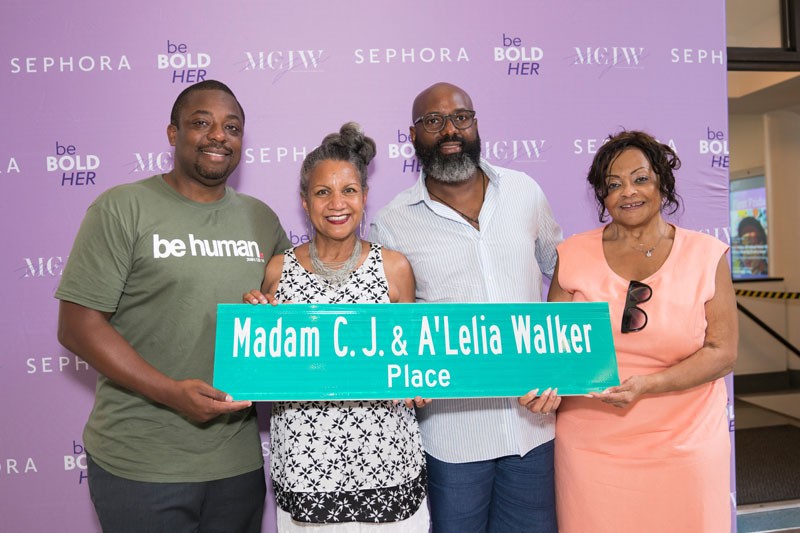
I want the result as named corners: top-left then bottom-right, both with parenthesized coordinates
top-left (729, 112), bottom-right (799, 376)
top-left (764, 111), bottom-right (800, 374)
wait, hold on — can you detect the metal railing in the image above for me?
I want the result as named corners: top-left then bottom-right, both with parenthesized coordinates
top-left (735, 289), bottom-right (800, 359)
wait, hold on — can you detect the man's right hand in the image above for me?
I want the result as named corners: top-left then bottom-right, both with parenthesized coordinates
top-left (58, 301), bottom-right (251, 425)
top-left (168, 379), bottom-right (253, 423)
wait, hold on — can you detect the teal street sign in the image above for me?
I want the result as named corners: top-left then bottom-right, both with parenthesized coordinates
top-left (213, 302), bottom-right (619, 400)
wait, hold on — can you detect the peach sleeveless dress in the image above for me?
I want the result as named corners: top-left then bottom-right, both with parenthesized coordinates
top-left (555, 226), bottom-right (731, 533)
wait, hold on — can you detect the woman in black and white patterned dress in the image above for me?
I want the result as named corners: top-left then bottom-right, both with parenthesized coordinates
top-left (244, 123), bottom-right (429, 532)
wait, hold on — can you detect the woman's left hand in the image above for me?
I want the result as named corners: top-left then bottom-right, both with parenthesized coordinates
top-left (243, 289), bottom-right (279, 305)
top-left (518, 388), bottom-right (561, 415)
top-left (398, 397), bottom-right (431, 408)
top-left (590, 375), bottom-right (650, 408)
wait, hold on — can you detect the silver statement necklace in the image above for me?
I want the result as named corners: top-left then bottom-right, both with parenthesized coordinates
top-left (309, 237), bottom-right (362, 286)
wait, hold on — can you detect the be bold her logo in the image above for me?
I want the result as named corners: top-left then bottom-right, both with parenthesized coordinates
top-left (494, 33), bottom-right (542, 76)
top-left (46, 142), bottom-right (99, 187)
top-left (158, 40), bottom-right (211, 84)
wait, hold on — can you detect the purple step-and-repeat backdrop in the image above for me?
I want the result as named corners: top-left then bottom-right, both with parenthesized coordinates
top-left (2, 1), bottom-right (733, 531)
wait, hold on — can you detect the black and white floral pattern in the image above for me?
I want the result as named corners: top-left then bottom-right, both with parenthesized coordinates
top-left (272, 243), bottom-right (426, 523)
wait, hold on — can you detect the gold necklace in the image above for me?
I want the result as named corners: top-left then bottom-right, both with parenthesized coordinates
top-left (428, 173), bottom-right (486, 226)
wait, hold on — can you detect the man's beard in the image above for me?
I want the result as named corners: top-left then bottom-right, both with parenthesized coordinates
top-left (193, 163), bottom-right (230, 182)
top-left (414, 132), bottom-right (481, 184)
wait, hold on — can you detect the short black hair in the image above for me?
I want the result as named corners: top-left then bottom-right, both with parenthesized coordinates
top-left (169, 80), bottom-right (244, 127)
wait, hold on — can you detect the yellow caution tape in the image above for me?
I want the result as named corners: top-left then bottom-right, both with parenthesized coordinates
top-left (735, 289), bottom-right (800, 299)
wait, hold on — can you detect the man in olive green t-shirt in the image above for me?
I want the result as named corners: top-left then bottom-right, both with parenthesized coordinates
top-left (56, 80), bottom-right (290, 533)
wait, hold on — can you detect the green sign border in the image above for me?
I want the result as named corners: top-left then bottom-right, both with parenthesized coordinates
top-left (213, 302), bottom-right (619, 400)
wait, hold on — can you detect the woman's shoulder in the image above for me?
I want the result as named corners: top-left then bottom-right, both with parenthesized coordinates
top-left (375, 242), bottom-right (410, 268)
top-left (267, 248), bottom-right (299, 277)
top-left (267, 250), bottom-right (289, 264)
top-left (374, 242), bottom-right (412, 274)
top-left (559, 226), bottom-right (604, 250)
top-left (556, 227), bottom-right (605, 283)
top-left (675, 226), bottom-right (729, 253)
top-left (373, 241), bottom-right (414, 302)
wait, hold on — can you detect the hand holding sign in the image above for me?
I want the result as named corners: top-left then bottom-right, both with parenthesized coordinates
top-left (518, 387), bottom-right (561, 415)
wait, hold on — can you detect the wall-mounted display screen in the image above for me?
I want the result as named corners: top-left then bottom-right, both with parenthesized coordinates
top-left (730, 175), bottom-right (768, 279)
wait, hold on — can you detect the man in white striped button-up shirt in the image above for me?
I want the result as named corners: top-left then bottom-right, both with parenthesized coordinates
top-left (369, 82), bottom-right (563, 533)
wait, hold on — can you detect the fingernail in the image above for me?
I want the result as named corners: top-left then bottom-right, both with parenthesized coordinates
top-left (225, 394), bottom-right (233, 402)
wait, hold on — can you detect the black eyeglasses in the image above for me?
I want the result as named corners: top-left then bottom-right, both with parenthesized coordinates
top-left (621, 280), bottom-right (652, 333)
top-left (413, 110), bottom-right (476, 133)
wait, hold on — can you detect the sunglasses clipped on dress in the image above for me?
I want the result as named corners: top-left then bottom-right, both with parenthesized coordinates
top-left (621, 280), bottom-right (652, 333)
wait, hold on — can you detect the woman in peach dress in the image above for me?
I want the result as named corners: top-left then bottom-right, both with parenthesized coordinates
top-left (545, 131), bottom-right (737, 532)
